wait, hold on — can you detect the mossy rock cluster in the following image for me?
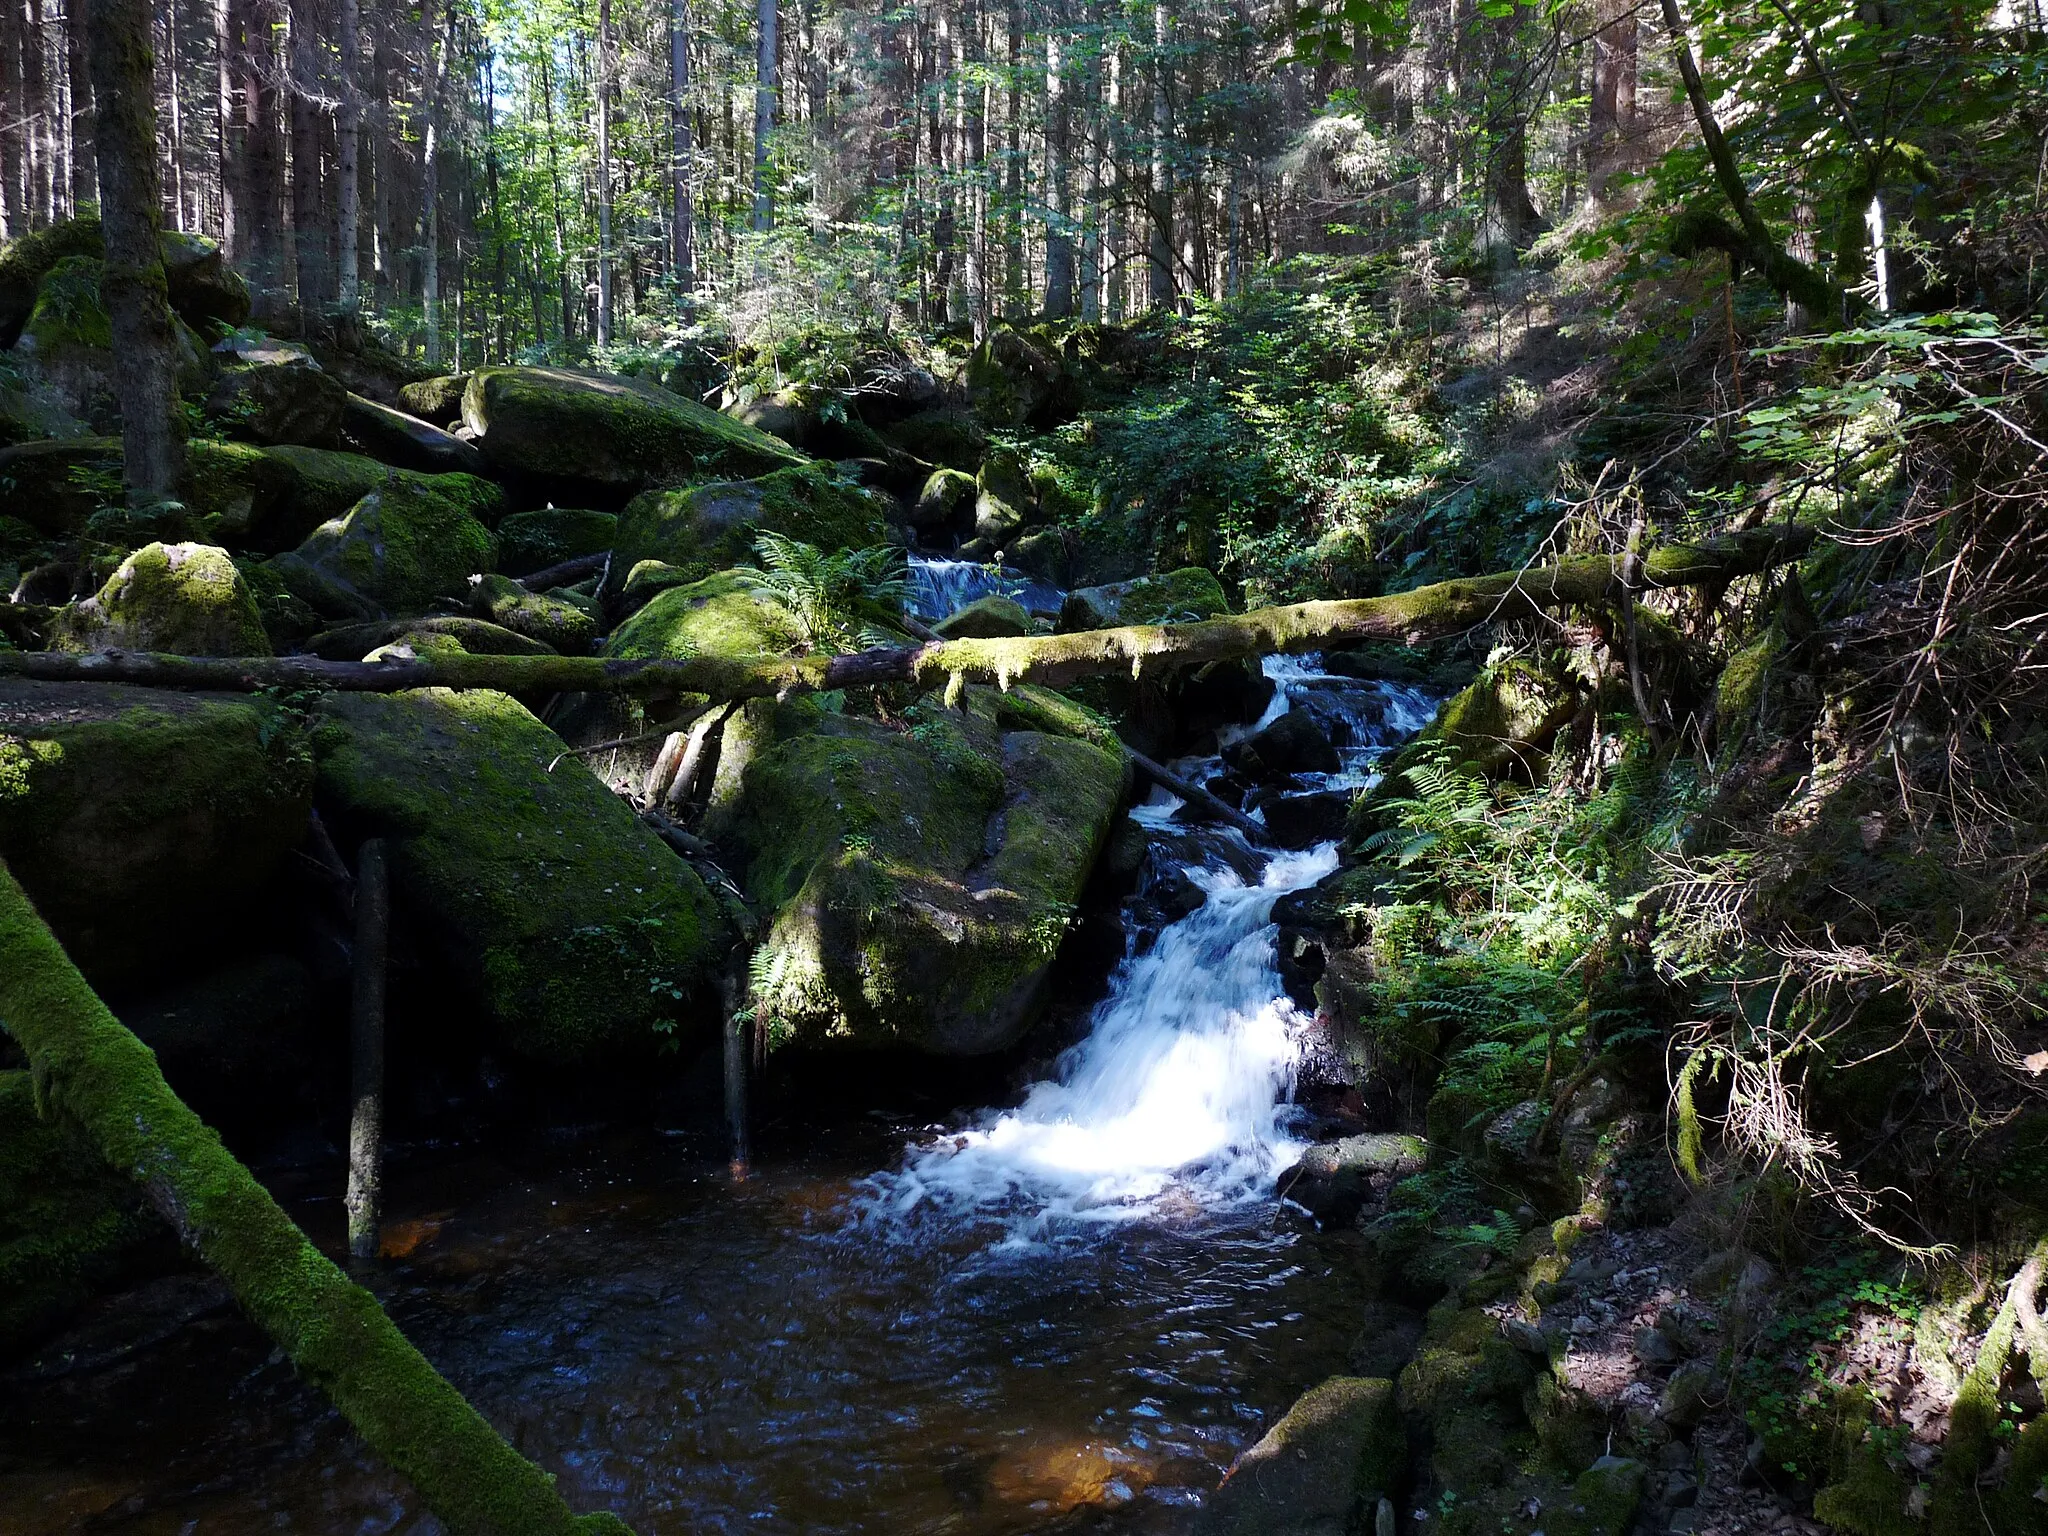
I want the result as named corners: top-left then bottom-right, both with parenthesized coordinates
top-left (270, 480), bottom-right (498, 620)
top-left (0, 1070), bottom-right (162, 1361)
top-left (468, 572), bottom-right (596, 653)
top-left (462, 365), bottom-right (804, 501)
top-left (0, 217), bottom-right (248, 345)
top-left (0, 435), bottom-right (124, 536)
top-left (0, 680), bottom-right (314, 989)
top-left (606, 463), bottom-right (890, 596)
top-left (605, 570), bottom-right (808, 663)
top-left (204, 355), bottom-right (347, 448)
top-left (721, 688), bottom-right (1126, 1056)
top-left (52, 542), bottom-right (270, 657)
top-left (495, 506), bottom-right (619, 577)
top-left (13, 256), bottom-right (211, 428)
top-left (311, 688), bottom-right (727, 1062)
top-left (1058, 566), bottom-right (1233, 631)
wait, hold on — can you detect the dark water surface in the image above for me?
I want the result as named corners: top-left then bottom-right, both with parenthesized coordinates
top-left (1, 1119), bottom-right (1381, 1536)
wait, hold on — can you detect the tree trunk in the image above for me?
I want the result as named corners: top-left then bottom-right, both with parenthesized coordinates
top-left (541, 58), bottom-right (573, 344)
top-left (1, 0), bottom-right (23, 237)
top-left (670, 0), bottom-right (695, 306)
top-left (335, 0), bottom-right (361, 309)
top-left (343, 837), bottom-right (387, 1264)
top-left (25, 0), bottom-right (51, 226)
top-left (1043, 16), bottom-right (1074, 319)
top-left (85, 0), bottom-right (184, 501)
top-left (242, 0), bottom-right (290, 318)
top-left (3, 528), bottom-right (1816, 701)
top-left (1589, 0), bottom-right (1635, 204)
top-left (753, 0), bottom-right (776, 233)
top-left (1001, 0), bottom-right (1022, 314)
top-left (62, 0), bottom-right (90, 208)
top-left (595, 0), bottom-right (614, 344)
top-left (1148, 1), bottom-right (1174, 310)
top-left (421, 0), bottom-right (450, 365)
top-left (289, 0), bottom-right (328, 315)
top-left (0, 860), bottom-right (640, 1536)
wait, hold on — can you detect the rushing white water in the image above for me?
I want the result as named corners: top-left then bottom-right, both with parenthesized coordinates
top-left (868, 842), bottom-right (1338, 1238)
top-left (907, 555), bottom-right (1065, 622)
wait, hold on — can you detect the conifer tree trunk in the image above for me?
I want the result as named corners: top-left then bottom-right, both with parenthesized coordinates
top-left (84, 0), bottom-right (184, 500)
top-left (421, 0), bottom-right (450, 364)
top-left (1589, 0), bottom-right (1635, 203)
top-left (595, 0), bottom-right (614, 342)
top-left (336, 0), bottom-right (361, 309)
top-left (1043, 13), bottom-right (1074, 318)
top-left (1147, 0), bottom-right (1174, 310)
top-left (753, 0), bottom-right (776, 233)
top-left (1, 2), bottom-right (22, 237)
top-left (670, 0), bottom-right (695, 306)
top-left (242, 0), bottom-right (290, 317)
top-left (289, 0), bottom-right (329, 315)
top-left (62, 0), bottom-right (89, 208)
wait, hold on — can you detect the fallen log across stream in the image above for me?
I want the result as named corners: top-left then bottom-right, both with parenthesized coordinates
top-left (0, 525), bottom-right (1813, 701)
top-left (0, 858), bottom-right (639, 1536)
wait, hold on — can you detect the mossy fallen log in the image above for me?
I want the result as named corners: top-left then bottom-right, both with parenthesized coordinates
top-left (0, 526), bottom-right (1812, 701)
top-left (0, 857), bottom-right (635, 1536)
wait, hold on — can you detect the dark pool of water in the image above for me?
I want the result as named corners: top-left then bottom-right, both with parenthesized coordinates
top-left (1, 1118), bottom-right (1386, 1536)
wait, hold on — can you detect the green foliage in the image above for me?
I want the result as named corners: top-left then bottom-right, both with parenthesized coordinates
top-left (736, 532), bottom-right (911, 655)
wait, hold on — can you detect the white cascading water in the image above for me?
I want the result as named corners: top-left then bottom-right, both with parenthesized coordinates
top-left (863, 650), bottom-right (1434, 1244)
top-left (907, 555), bottom-right (1066, 623)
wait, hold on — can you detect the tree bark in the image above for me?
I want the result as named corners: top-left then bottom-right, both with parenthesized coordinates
top-left (336, 0), bottom-right (362, 310)
top-left (595, 0), bottom-right (614, 344)
top-left (753, 0), bottom-right (776, 233)
top-left (1148, 1), bottom-right (1174, 310)
top-left (62, 0), bottom-right (90, 208)
top-left (344, 837), bottom-right (387, 1264)
top-left (84, 0), bottom-right (185, 501)
top-left (0, 859), bottom-right (637, 1536)
top-left (1588, 0), bottom-right (1635, 204)
top-left (288, 0), bottom-right (329, 316)
top-left (2, 528), bottom-right (1815, 700)
top-left (670, 0), bottom-right (695, 305)
top-left (242, 0), bottom-right (290, 318)
top-left (421, 0), bottom-right (451, 365)
top-left (1043, 14), bottom-right (1074, 318)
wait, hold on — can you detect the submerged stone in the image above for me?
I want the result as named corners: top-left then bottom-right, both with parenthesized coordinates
top-left (312, 688), bottom-right (726, 1061)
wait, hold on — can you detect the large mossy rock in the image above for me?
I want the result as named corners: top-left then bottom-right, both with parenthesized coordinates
top-left (468, 572), bottom-right (595, 653)
top-left (398, 373), bottom-right (468, 426)
top-left (311, 688), bottom-right (726, 1062)
top-left (157, 229), bottom-right (252, 331)
top-left (0, 359), bottom-right (88, 447)
top-left (0, 218), bottom-right (247, 345)
top-left (495, 506), bottom-right (618, 577)
top-left (0, 1071), bottom-right (161, 1361)
top-left (933, 593), bottom-right (1031, 639)
top-left (14, 257), bottom-right (209, 428)
top-left (51, 542), bottom-right (270, 657)
top-left (1058, 566), bottom-right (1233, 631)
top-left (605, 570), bottom-right (807, 662)
top-left (255, 443), bottom-right (503, 550)
top-left (605, 464), bottom-right (890, 595)
top-left (340, 390), bottom-right (484, 474)
top-left (0, 680), bottom-right (314, 987)
top-left (725, 691), bottom-right (1126, 1056)
top-left (270, 481), bottom-right (497, 620)
top-left (964, 325), bottom-right (1080, 429)
top-left (1194, 1376), bottom-right (1404, 1536)
top-left (462, 365), bottom-right (804, 501)
top-left (0, 435), bottom-right (124, 535)
top-left (0, 218), bottom-right (104, 346)
top-left (204, 355), bottom-right (347, 447)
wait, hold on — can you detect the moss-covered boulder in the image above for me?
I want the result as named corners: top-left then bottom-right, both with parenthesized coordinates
top-left (15, 257), bottom-right (210, 428)
top-left (494, 506), bottom-right (618, 577)
top-left (0, 435), bottom-right (124, 536)
top-left (468, 572), bottom-right (594, 653)
top-left (1194, 1376), bottom-right (1404, 1536)
top-left (911, 466), bottom-right (976, 533)
top-left (51, 542), bottom-right (270, 657)
top-left (233, 554), bottom-right (323, 652)
top-left (604, 464), bottom-right (889, 596)
top-left (974, 449), bottom-right (1037, 544)
top-left (0, 680), bottom-right (314, 987)
top-left (1008, 528), bottom-right (1070, 587)
top-left (340, 391), bottom-right (484, 474)
top-left (204, 355), bottom-right (347, 448)
top-left (0, 1070), bottom-right (161, 1361)
top-left (308, 614), bottom-right (557, 661)
top-left (0, 359), bottom-right (88, 447)
top-left (0, 217), bottom-right (104, 346)
top-left (964, 325), bottom-right (1080, 429)
top-left (727, 691), bottom-right (1126, 1056)
top-left (878, 405), bottom-right (986, 470)
top-left (270, 481), bottom-right (497, 620)
top-left (934, 593), bottom-right (1031, 639)
top-left (181, 438), bottom-right (293, 542)
top-left (1058, 566), bottom-right (1232, 631)
top-left (606, 570), bottom-right (807, 662)
top-left (398, 373), bottom-right (468, 426)
top-left (158, 228), bottom-right (252, 331)
top-left (252, 443), bottom-right (503, 551)
top-left (312, 688), bottom-right (726, 1061)
top-left (462, 365), bottom-right (804, 501)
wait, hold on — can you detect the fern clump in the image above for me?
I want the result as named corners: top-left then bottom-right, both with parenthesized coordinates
top-left (735, 531), bottom-right (912, 654)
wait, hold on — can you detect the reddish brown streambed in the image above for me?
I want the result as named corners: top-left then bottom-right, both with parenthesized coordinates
top-left (0, 1117), bottom-right (1383, 1536)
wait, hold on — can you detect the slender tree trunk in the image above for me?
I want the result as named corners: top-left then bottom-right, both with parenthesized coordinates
top-left (63, 0), bottom-right (90, 208)
top-left (1104, 40), bottom-right (1123, 319)
top-left (421, 0), bottom-right (450, 365)
top-left (1001, 0), bottom-right (1022, 314)
top-left (344, 838), bottom-right (387, 1265)
top-left (753, 0), bottom-right (776, 233)
top-left (214, 0), bottom-right (242, 260)
top-left (1148, 1), bottom-right (1174, 310)
top-left (595, 0), bottom-right (614, 343)
top-left (85, 0), bottom-right (184, 500)
top-left (1, 2), bottom-right (22, 237)
top-left (370, 8), bottom-right (393, 295)
top-left (1589, 0), bottom-right (1635, 204)
top-left (289, 0), bottom-right (327, 315)
top-left (242, 0), bottom-right (290, 318)
top-left (161, 0), bottom-right (185, 231)
top-left (670, 0), bottom-right (695, 306)
top-left (541, 58), bottom-right (573, 345)
top-left (1043, 15), bottom-right (1074, 318)
top-left (25, 0), bottom-right (50, 226)
top-left (335, 0), bottom-right (361, 309)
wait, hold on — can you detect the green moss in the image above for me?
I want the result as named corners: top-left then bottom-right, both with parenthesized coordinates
top-left (496, 507), bottom-right (619, 576)
top-left (934, 594), bottom-right (1032, 639)
top-left (52, 541), bottom-right (271, 657)
top-left (728, 690), bottom-right (1123, 1055)
top-left (470, 572), bottom-right (596, 654)
top-left (607, 464), bottom-right (889, 592)
top-left (462, 365), bottom-right (804, 494)
top-left (0, 1069), bottom-right (160, 1359)
top-left (254, 444), bottom-right (504, 552)
top-left (271, 480), bottom-right (497, 620)
top-left (605, 570), bottom-right (808, 662)
top-left (1714, 627), bottom-right (1780, 764)
top-left (0, 681), bottom-right (314, 989)
top-left (312, 688), bottom-right (725, 1061)
top-left (21, 254), bottom-right (112, 350)
top-left (1059, 566), bottom-right (1233, 630)
top-left (1198, 1376), bottom-right (1404, 1536)
top-left (0, 217), bottom-right (104, 339)
top-left (233, 555), bottom-right (323, 652)
top-left (398, 374), bottom-right (469, 423)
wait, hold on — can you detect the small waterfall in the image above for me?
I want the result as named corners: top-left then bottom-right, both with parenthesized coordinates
top-left (865, 652), bottom-right (1434, 1244)
top-left (907, 556), bottom-right (1066, 623)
